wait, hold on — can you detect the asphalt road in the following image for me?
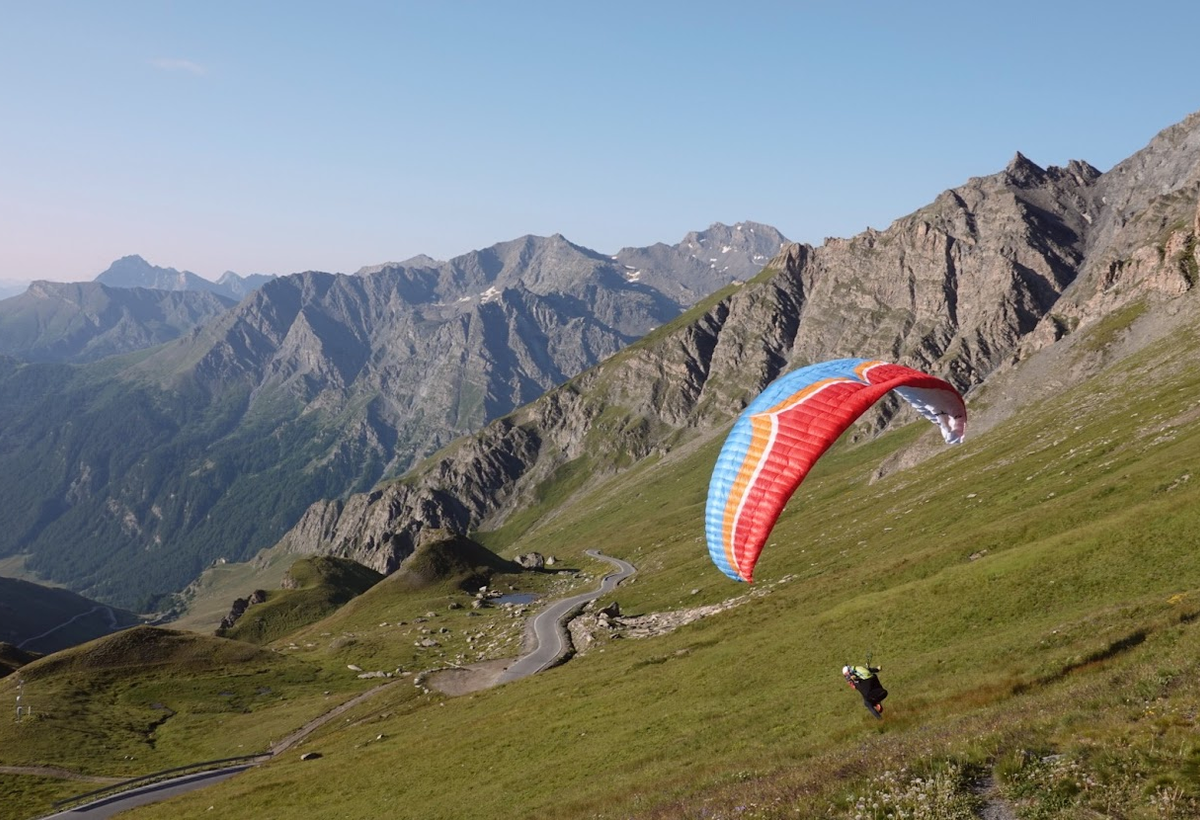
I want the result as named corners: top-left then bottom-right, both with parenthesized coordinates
top-left (37, 766), bottom-right (253, 819)
top-left (496, 549), bottom-right (635, 683)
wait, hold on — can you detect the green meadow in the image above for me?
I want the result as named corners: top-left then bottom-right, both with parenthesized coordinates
top-left (6, 317), bottom-right (1200, 819)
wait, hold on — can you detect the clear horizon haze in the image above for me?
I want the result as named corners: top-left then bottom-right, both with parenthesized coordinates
top-left (3, 1), bottom-right (1199, 285)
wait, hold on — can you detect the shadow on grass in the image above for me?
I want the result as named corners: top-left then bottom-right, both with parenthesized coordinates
top-left (1013, 629), bottom-right (1147, 696)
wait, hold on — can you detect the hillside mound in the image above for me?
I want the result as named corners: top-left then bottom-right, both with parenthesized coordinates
top-left (22, 625), bottom-right (276, 679)
top-left (281, 555), bottom-right (384, 592)
top-left (0, 642), bottom-right (40, 678)
top-left (386, 533), bottom-right (521, 591)
top-left (219, 556), bottom-right (384, 645)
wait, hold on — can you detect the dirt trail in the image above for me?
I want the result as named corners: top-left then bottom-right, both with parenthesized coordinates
top-left (269, 680), bottom-right (403, 755)
top-left (973, 774), bottom-right (1018, 820)
top-left (0, 765), bottom-right (123, 783)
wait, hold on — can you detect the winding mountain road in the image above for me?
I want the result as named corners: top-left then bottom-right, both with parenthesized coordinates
top-left (30, 550), bottom-right (635, 819)
top-left (497, 549), bottom-right (635, 683)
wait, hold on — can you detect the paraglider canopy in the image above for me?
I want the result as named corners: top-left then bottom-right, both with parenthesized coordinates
top-left (704, 358), bottom-right (966, 583)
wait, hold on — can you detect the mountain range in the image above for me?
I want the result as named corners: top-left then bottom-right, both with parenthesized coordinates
top-left (0, 255), bottom-right (274, 364)
top-left (0, 223), bottom-right (788, 607)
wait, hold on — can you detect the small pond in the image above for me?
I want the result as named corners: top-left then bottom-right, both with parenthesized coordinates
top-left (494, 592), bottom-right (539, 605)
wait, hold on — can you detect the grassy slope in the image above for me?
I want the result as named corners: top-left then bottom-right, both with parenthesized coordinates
top-left (0, 627), bottom-right (372, 783)
top-left (220, 556), bottom-right (384, 645)
top-left (88, 316), bottom-right (1200, 819)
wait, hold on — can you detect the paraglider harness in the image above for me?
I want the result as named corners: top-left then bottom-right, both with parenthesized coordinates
top-left (842, 659), bottom-right (887, 719)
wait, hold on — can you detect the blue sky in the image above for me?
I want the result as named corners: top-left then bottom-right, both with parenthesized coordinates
top-left (2, 1), bottom-right (1198, 284)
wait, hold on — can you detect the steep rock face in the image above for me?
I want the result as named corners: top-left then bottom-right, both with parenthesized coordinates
top-left (791, 153), bottom-right (1098, 387)
top-left (1020, 111), bottom-right (1200, 343)
top-left (962, 117), bottom-right (1200, 432)
top-left (278, 115), bottom-right (1200, 571)
top-left (281, 416), bottom-right (546, 571)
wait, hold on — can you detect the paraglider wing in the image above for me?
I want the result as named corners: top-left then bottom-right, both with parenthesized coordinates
top-left (704, 358), bottom-right (966, 583)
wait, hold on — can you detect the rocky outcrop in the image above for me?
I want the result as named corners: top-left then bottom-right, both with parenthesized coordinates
top-left (217, 589), bottom-right (268, 633)
top-left (1018, 112), bottom-right (1200, 353)
top-left (567, 577), bottom-right (794, 655)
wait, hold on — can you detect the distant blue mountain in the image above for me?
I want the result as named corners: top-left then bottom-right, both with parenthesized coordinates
top-left (216, 270), bottom-right (276, 299)
top-left (96, 255), bottom-right (275, 300)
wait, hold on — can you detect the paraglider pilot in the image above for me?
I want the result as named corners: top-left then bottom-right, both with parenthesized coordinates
top-left (842, 664), bottom-right (887, 719)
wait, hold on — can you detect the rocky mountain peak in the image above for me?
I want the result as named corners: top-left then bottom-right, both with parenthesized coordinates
top-left (1003, 151), bottom-right (1048, 187)
top-left (1062, 159), bottom-right (1103, 184)
top-left (678, 221), bottom-right (788, 257)
top-left (110, 253), bottom-right (151, 269)
top-left (97, 255), bottom-right (191, 289)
